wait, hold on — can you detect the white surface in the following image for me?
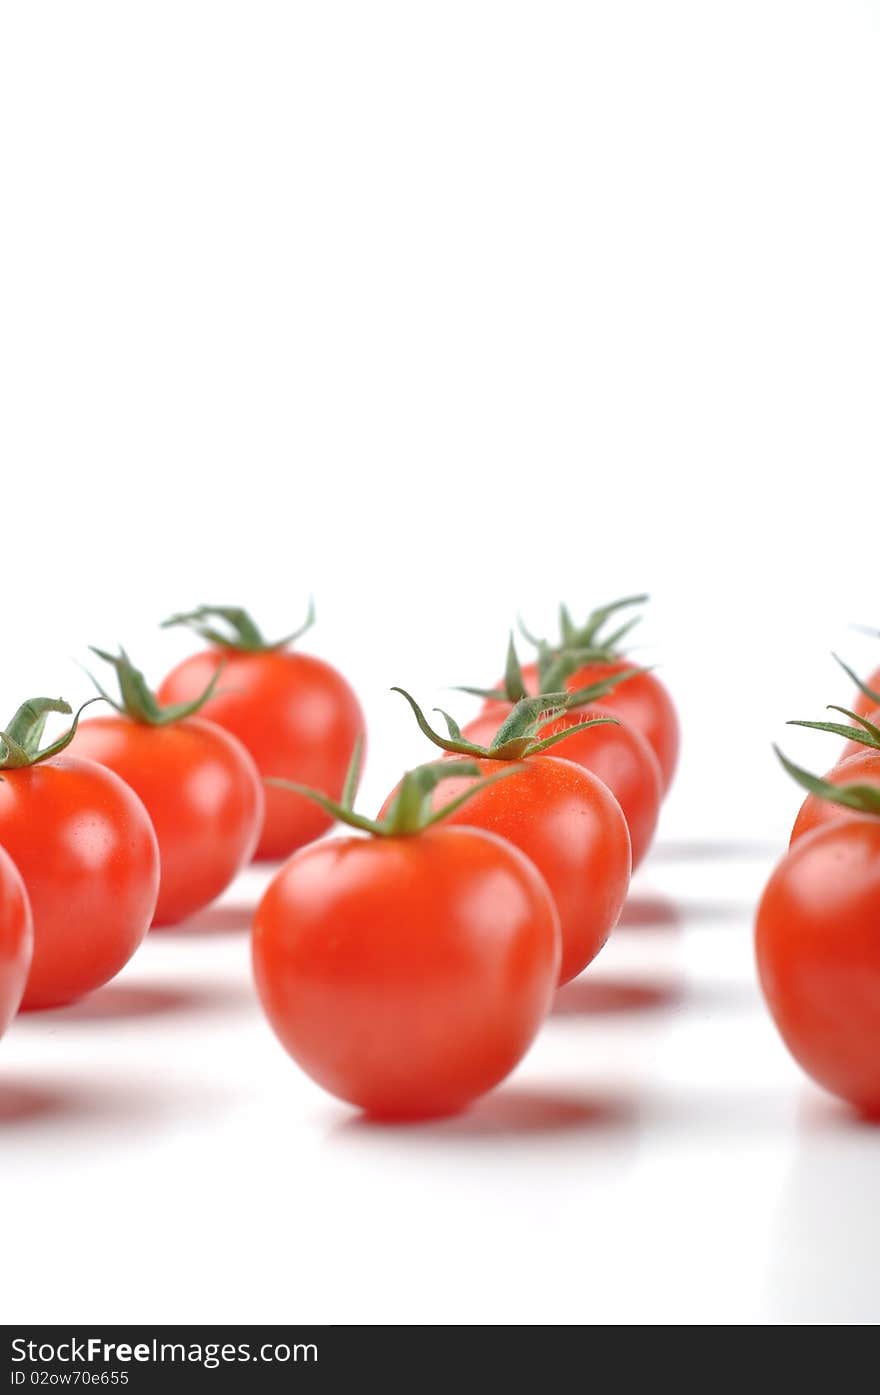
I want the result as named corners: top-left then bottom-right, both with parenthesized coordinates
top-left (1, 0), bottom-right (880, 832)
top-left (2, 1), bottom-right (880, 1326)
top-left (2, 839), bottom-right (875, 1327)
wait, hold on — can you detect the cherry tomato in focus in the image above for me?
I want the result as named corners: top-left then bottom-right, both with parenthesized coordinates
top-left (484, 659), bottom-right (679, 794)
top-left (73, 715), bottom-right (263, 926)
top-left (382, 755), bottom-right (631, 985)
top-left (756, 819), bottom-right (880, 1112)
top-left (159, 644), bottom-right (364, 862)
top-left (790, 750), bottom-right (880, 845)
top-left (462, 705), bottom-right (661, 869)
top-left (0, 846), bottom-right (32, 1037)
top-left (0, 756), bottom-right (159, 1009)
top-left (253, 826), bottom-right (561, 1117)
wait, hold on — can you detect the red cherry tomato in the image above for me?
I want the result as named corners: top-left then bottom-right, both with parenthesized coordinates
top-left (0, 757), bottom-right (159, 1009)
top-left (0, 846), bottom-right (33, 1038)
top-left (159, 650), bottom-right (365, 861)
top-left (756, 819), bottom-right (880, 1111)
top-left (485, 659), bottom-right (679, 794)
top-left (382, 755), bottom-right (631, 985)
top-left (790, 750), bottom-right (880, 845)
top-left (253, 827), bottom-right (561, 1118)
top-left (72, 715), bottom-right (263, 926)
top-left (461, 706), bottom-right (661, 870)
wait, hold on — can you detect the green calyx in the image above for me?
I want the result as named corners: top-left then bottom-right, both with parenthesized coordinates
top-left (87, 646), bottom-right (223, 726)
top-left (392, 687), bottom-right (618, 762)
top-left (783, 653), bottom-right (880, 750)
top-left (457, 631), bottom-right (645, 706)
top-left (776, 649), bottom-right (880, 810)
top-left (0, 696), bottom-right (102, 769)
top-left (161, 600), bottom-right (315, 654)
top-left (266, 738), bottom-right (522, 837)
top-left (523, 592), bottom-right (647, 655)
top-left (513, 594), bottom-right (649, 689)
top-left (774, 745), bottom-right (880, 818)
top-left (556, 593), bottom-right (648, 652)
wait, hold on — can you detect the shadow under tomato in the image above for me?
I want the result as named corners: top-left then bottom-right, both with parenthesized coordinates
top-left (650, 838), bottom-right (779, 863)
top-left (0, 1074), bottom-right (171, 1133)
top-left (552, 971), bottom-right (759, 1019)
top-left (553, 975), bottom-right (683, 1017)
top-left (797, 1092), bottom-right (880, 1133)
top-left (0, 1080), bottom-right (72, 1126)
top-left (618, 894), bottom-right (682, 931)
top-left (619, 892), bottom-right (754, 932)
top-left (153, 902), bottom-right (255, 937)
top-left (21, 979), bottom-right (255, 1024)
top-left (336, 1085), bottom-right (637, 1142)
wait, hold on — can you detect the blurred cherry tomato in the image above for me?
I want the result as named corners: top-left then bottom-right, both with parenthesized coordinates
top-left (74, 714), bottom-right (263, 926)
top-left (159, 605), bottom-right (365, 861)
top-left (0, 755), bottom-right (158, 1009)
top-left (0, 846), bottom-right (32, 1038)
top-left (757, 819), bottom-right (880, 1112)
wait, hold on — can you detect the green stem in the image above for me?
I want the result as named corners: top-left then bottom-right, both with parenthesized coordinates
top-left (86, 647), bottom-right (224, 726)
top-left (502, 633), bottom-right (528, 703)
top-left (0, 696), bottom-right (105, 769)
top-left (519, 593), bottom-right (650, 674)
top-left (161, 600), bottom-right (315, 653)
top-left (392, 688), bottom-right (487, 758)
top-left (575, 594), bottom-right (648, 648)
top-left (267, 758), bottom-right (521, 837)
top-left (264, 777), bottom-right (384, 835)
top-left (340, 735), bottom-right (364, 811)
top-left (393, 687), bottom-right (618, 762)
top-left (456, 631), bottom-right (644, 706)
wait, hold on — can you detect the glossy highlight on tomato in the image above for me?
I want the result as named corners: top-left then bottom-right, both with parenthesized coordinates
top-left (253, 826), bottom-right (561, 1118)
top-left (0, 846), bottom-right (33, 1038)
top-left (756, 818), bottom-right (880, 1112)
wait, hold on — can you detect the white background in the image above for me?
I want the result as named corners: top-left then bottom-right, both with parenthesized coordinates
top-left (1, 2), bottom-right (879, 1326)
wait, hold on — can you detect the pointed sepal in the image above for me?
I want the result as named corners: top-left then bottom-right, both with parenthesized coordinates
top-left (0, 695), bottom-right (105, 769)
top-left (87, 647), bottom-right (224, 726)
top-left (161, 600), bottom-right (316, 654)
top-left (775, 744), bottom-right (880, 816)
